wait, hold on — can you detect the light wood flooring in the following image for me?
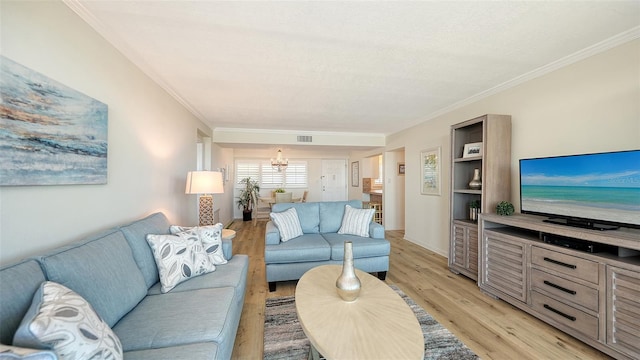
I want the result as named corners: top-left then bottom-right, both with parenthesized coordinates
top-left (229, 220), bottom-right (612, 360)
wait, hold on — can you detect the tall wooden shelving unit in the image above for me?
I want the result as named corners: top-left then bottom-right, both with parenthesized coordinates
top-left (449, 114), bottom-right (511, 280)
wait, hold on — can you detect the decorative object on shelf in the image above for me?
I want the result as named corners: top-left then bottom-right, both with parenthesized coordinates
top-left (351, 161), bottom-right (359, 187)
top-left (271, 149), bottom-right (288, 172)
top-left (185, 171), bottom-right (224, 226)
top-left (236, 177), bottom-right (260, 221)
top-left (336, 241), bottom-right (361, 302)
top-left (496, 201), bottom-right (515, 216)
top-left (0, 55), bottom-right (108, 186)
top-left (462, 142), bottom-right (483, 158)
top-left (421, 147), bottom-right (441, 195)
top-left (468, 168), bottom-right (482, 190)
top-left (469, 200), bottom-right (481, 221)
top-left (398, 162), bottom-right (405, 175)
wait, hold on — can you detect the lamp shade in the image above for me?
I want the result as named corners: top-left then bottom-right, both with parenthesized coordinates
top-left (185, 171), bottom-right (224, 194)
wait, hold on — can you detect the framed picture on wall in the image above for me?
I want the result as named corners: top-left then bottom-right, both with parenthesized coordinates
top-left (398, 162), bottom-right (405, 175)
top-left (420, 147), bottom-right (441, 195)
top-left (351, 161), bottom-right (359, 187)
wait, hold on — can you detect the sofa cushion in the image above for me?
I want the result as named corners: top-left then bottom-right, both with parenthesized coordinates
top-left (147, 231), bottom-right (216, 293)
top-left (113, 287), bottom-right (235, 351)
top-left (338, 205), bottom-right (375, 237)
top-left (269, 208), bottom-right (303, 242)
top-left (123, 342), bottom-right (218, 360)
top-left (0, 345), bottom-right (56, 360)
top-left (13, 282), bottom-right (123, 360)
top-left (147, 255), bottom-right (248, 297)
top-left (271, 202), bottom-right (320, 234)
top-left (0, 260), bottom-right (47, 345)
top-left (322, 233), bottom-right (391, 260)
top-left (120, 212), bottom-right (171, 289)
top-left (264, 234), bottom-right (331, 264)
top-left (38, 230), bottom-right (147, 328)
top-left (170, 224), bottom-right (228, 265)
top-left (319, 200), bottom-right (362, 233)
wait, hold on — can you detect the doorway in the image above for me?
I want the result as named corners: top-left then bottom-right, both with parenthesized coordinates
top-left (321, 159), bottom-right (347, 201)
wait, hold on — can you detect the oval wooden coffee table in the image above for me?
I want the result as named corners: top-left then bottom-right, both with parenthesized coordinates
top-left (295, 265), bottom-right (424, 360)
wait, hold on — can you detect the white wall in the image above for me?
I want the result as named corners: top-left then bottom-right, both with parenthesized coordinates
top-left (0, 1), bottom-right (212, 264)
top-left (386, 39), bottom-right (640, 256)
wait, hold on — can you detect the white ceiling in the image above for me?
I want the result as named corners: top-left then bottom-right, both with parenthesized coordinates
top-left (68, 1), bottom-right (640, 136)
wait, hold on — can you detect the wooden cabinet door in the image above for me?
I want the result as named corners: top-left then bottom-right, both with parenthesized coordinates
top-left (481, 230), bottom-right (527, 303)
top-left (607, 266), bottom-right (640, 359)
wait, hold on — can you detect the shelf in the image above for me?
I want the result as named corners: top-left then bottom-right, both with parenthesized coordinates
top-left (454, 156), bottom-right (482, 162)
top-left (454, 189), bottom-right (482, 194)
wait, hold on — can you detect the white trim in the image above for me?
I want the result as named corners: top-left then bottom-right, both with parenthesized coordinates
top-left (62, 0), bottom-right (208, 123)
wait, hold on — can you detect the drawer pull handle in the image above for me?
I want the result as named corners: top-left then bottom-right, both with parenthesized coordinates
top-left (543, 281), bottom-right (577, 295)
top-left (544, 304), bottom-right (576, 322)
top-left (543, 257), bottom-right (577, 269)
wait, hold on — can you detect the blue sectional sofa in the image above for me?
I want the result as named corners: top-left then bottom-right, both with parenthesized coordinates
top-left (0, 212), bottom-right (248, 360)
top-left (265, 200), bottom-right (390, 291)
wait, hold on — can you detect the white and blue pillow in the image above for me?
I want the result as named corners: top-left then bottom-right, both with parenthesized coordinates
top-left (270, 207), bottom-right (304, 242)
top-left (13, 281), bottom-right (123, 360)
top-left (146, 230), bottom-right (215, 293)
top-left (170, 224), bottom-right (227, 265)
top-left (338, 205), bottom-right (375, 237)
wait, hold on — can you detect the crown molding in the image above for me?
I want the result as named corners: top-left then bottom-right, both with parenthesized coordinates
top-left (416, 26), bottom-right (640, 125)
top-left (62, 0), bottom-right (208, 124)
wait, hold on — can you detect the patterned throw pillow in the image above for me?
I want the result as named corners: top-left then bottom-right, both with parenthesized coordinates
top-left (146, 230), bottom-right (215, 293)
top-left (338, 205), bottom-right (375, 237)
top-left (12, 281), bottom-right (122, 360)
top-left (0, 345), bottom-right (56, 360)
top-left (169, 224), bottom-right (227, 264)
top-left (270, 207), bottom-right (304, 242)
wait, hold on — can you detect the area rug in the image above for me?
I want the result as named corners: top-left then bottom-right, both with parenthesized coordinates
top-left (263, 285), bottom-right (479, 360)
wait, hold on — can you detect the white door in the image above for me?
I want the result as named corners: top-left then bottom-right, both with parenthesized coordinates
top-left (321, 160), bottom-right (347, 201)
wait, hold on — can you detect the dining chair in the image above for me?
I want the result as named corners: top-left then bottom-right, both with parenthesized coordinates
top-left (252, 192), bottom-right (271, 226)
top-left (275, 192), bottom-right (293, 203)
top-left (300, 190), bottom-right (308, 203)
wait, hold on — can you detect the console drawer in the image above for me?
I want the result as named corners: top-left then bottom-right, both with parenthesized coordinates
top-left (531, 291), bottom-right (598, 340)
top-left (531, 268), bottom-right (598, 312)
top-left (531, 246), bottom-right (598, 284)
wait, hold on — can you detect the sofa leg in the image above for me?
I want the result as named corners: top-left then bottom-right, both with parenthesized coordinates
top-left (377, 271), bottom-right (387, 281)
top-left (268, 282), bottom-right (276, 292)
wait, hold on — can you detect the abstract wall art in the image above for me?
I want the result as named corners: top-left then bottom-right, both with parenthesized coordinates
top-left (0, 56), bottom-right (108, 186)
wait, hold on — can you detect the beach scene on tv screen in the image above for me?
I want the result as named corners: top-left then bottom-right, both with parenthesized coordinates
top-left (520, 151), bottom-right (640, 227)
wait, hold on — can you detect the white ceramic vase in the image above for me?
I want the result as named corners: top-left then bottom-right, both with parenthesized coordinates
top-left (336, 241), bottom-right (361, 302)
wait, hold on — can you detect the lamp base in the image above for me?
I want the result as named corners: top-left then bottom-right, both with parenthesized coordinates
top-left (198, 195), bottom-right (214, 226)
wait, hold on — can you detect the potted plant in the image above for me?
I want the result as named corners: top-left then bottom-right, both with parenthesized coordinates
top-left (496, 201), bottom-right (515, 216)
top-left (469, 200), bottom-right (481, 222)
top-left (237, 177), bottom-right (260, 221)
top-left (274, 188), bottom-right (286, 193)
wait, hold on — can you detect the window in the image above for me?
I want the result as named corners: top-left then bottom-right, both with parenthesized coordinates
top-left (235, 160), bottom-right (308, 189)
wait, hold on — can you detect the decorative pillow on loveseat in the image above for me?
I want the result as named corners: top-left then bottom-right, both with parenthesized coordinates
top-left (169, 223), bottom-right (227, 265)
top-left (0, 345), bottom-right (56, 360)
top-left (270, 207), bottom-right (304, 242)
top-left (147, 230), bottom-right (215, 293)
top-left (337, 204), bottom-right (375, 237)
top-left (12, 281), bottom-right (122, 360)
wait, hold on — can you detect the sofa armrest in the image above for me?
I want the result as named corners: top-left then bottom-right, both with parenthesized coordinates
top-left (369, 222), bottom-right (385, 239)
top-left (265, 221), bottom-right (281, 245)
top-left (222, 239), bottom-right (233, 259)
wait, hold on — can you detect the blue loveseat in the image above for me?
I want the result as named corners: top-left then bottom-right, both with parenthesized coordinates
top-left (265, 200), bottom-right (390, 291)
top-left (0, 212), bottom-right (248, 360)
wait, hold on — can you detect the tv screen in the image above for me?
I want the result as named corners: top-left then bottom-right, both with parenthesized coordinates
top-left (520, 150), bottom-right (640, 230)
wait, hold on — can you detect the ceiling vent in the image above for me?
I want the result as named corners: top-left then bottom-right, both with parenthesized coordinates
top-left (297, 135), bottom-right (312, 143)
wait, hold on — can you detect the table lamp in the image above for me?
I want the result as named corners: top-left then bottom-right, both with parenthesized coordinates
top-left (185, 171), bottom-right (224, 226)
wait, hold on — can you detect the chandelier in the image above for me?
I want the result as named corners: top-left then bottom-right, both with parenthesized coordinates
top-left (271, 149), bottom-right (288, 172)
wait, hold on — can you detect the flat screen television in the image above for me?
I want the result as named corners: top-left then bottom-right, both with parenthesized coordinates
top-left (519, 150), bottom-right (640, 230)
